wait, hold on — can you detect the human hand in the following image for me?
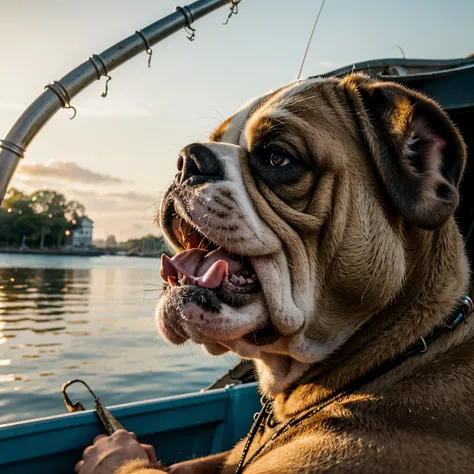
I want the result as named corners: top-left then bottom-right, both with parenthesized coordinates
top-left (75, 430), bottom-right (157, 474)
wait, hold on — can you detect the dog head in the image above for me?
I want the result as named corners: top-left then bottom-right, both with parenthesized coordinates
top-left (156, 74), bottom-right (466, 394)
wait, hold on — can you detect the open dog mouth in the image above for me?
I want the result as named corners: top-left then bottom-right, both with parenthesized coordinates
top-left (160, 214), bottom-right (260, 295)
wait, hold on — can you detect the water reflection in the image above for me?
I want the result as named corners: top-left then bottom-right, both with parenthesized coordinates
top-left (0, 266), bottom-right (91, 407)
top-left (0, 267), bottom-right (90, 324)
top-left (0, 254), bottom-right (236, 425)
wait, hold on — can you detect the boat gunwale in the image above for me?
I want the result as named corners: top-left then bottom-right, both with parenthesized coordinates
top-left (0, 383), bottom-right (259, 467)
top-left (316, 55), bottom-right (474, 79)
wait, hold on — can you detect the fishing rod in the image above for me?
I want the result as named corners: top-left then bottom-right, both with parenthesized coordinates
top-left (0, 0), bottom-right (241, 205)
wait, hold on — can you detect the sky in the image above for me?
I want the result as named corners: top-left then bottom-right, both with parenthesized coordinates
top-left (1, 0), bottom-right (474, 240)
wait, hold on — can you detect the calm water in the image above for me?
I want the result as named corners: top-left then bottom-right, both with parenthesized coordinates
top-left (0, 254), bottom-right (236, 425)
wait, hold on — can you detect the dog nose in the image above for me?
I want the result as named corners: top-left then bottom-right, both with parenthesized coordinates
top-left (177, 143), bottom-right (222, 185)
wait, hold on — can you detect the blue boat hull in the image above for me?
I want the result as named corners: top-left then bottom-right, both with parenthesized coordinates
top-left (0, 383), bottom-right (260, 474)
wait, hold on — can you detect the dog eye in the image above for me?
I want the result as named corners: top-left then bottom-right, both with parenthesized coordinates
top-left (269, 152), bottom-right (291, 168)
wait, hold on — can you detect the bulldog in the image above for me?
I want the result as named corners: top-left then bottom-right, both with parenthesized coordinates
top-left (77, 74), bottom-right (474, 474)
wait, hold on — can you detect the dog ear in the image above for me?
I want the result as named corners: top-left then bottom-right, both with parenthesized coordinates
top-left (343, 75), bottom-right (466, 229)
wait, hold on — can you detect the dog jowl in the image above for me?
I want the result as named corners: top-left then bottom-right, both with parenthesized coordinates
top-left (156, 74), bottom-right (469, 395)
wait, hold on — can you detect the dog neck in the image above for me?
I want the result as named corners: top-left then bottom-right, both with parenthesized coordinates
top-left (262, 220), bottom-right (470, 418)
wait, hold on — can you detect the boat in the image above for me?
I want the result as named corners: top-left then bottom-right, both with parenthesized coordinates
top-left (318, 56), bottom-right (474, 269)
top-left (1, 1), bottom-right (474, 472)
top-left (0, 382), bottom-right (260, 473)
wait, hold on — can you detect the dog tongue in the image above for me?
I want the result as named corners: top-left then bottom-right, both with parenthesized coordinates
top-left (161, 247), bottom-right (245, 289)
top-left (195, 260), bottom-right (229, 288)
top-left (161, 249), bottom-right (207, 280)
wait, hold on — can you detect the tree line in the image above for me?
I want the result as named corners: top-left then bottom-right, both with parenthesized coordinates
top-left (0, 188), bottom-right (171, 254)
top-left (119, 234), bottom-right (170, 255)
top-left (0, 188), bottom-right (85, 249)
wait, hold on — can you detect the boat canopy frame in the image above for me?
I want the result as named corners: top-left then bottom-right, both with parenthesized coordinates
top-left (0, 0), bottom-right (239, 204)
top-left (316, 55), bottom-right (474, 111)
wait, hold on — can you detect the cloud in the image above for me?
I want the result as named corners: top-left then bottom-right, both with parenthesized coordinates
top-left (65, 189), bottom-right (159, 203)
top-left (7, 182), bottom-right (159, 240)
top-left (17, 161), bottom-right (131, 185)
top-left (7, 182), bottom-right (159, 213)
top-left (105, 191), bottom-right (160, 202)
top-left (62, 189), bottom-right (160, 214)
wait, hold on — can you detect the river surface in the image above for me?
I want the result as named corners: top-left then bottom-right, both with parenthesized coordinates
top-left (0, 253), bottom-right (237, 425)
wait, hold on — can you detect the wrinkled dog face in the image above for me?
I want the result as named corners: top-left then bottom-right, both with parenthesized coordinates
top-left (157, 75), bottom-right (464, 393)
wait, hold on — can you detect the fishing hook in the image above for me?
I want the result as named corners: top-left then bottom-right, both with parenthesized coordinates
top-left (45, 81), bottom-right (77, 120)
top-left (223, 0), bottom-right (241, 25)
top-left (176, 6), bottom-right (196, 41)
top-left (185, 24), bottom-right (197, 41)
top-left (88, 54), bottom-right (112, 98)
top-left (61, 379), bottom-right (125, 435)
top-left (136, 30), bottom-right (153, 68)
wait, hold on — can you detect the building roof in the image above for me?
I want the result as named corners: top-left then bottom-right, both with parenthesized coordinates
top-left (78, 216), bottom-right (93, 224)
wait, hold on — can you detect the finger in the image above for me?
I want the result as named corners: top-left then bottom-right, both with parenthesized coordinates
top-left (93, 434), bottom-right (107, 444)
top-left (82, 445), bottom-right (94, 459)
top-left (113, 429), bottom-right (130, 439)
top-left (74, 460), bottom-right (84, 473)
top-left (113, 429), bottom-right (136, 441)
top-left (141, 444), bottom-right (157, 462)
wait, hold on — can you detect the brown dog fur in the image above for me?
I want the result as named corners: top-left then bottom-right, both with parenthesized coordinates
top-left (125, 75), bottom-right (474, 473)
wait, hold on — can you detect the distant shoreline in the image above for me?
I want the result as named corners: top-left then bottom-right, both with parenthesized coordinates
top-left (0, 247), bottom-right (106, 257)
top-left (0, 247), bottom-right (162, 258)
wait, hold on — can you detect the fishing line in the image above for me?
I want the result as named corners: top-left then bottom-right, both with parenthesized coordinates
top-left (297, 0), bottom-right (327, 79)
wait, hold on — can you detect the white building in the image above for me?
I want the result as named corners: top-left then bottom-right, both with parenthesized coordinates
top-left (71, 216), bottom-right (94, 248)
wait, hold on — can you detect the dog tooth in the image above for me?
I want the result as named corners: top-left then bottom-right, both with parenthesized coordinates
top-left (238, 276), bottom-right (246, 285)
